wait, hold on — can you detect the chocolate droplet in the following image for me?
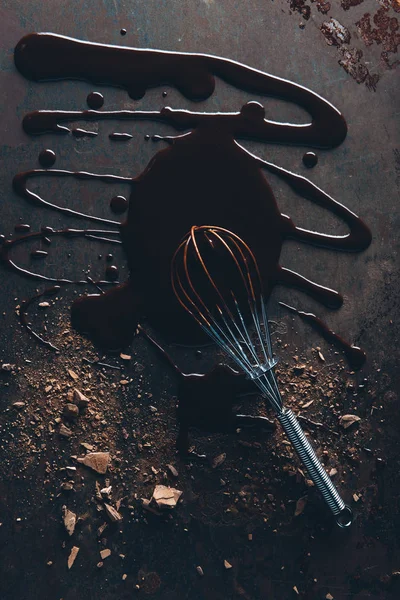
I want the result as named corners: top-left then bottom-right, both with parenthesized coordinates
top-left (302, 151), bottom-right (318, 168)
top-left (105, 265), bottom-right (119, 280)
top-left (38, 149), bottom-right (56, 168)
top-left (110, 195), bottom-right (128, 214)
top-left (87, 92), bottom-right (104, 110)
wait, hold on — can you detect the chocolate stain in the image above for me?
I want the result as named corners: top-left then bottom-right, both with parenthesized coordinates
top-left (8, 33), bottom-right (372, 366)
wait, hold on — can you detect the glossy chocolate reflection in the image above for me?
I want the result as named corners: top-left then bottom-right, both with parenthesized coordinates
top-left (38, 148), bottom-right (56, 167)
top-left (9, 33), bottom-right (372, 367)
top-left (86, 91), bottom-right (104, 109)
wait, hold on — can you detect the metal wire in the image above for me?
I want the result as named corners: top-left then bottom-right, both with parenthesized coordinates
top-left (171, 225), bottom-right (352, 526)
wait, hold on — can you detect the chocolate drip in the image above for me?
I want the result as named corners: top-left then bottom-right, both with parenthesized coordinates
top-left (13, 169), bottom-right (132, 225)
top-left (110, 195), bottom-right (128, 214)
top-left (109, 132), bottom-right (133, 141)
top-left (9, 32), bottom-right (371, 362)
top-left (15, 33), bottom-right (347, 146)
top-left (86, 91), bottom-right (104, 109)
top-left (280, 302), bottom-right (366, 370)
top-left (1, 227), bottom-right (121, 283)
top-left (303, 151), bottom-right (318, 168)
top-left (15, 224), bottom-right (31, 233)
top-left (38, 148), bottom-right (56, 167)
top-left (72, 128), bottom-right (98, 138)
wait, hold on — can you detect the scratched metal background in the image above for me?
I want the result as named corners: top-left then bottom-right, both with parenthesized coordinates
top-left (0, 1), bottom-right (399, 599)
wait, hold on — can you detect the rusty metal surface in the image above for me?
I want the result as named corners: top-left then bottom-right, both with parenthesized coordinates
top-left (0, 1), bottom-right (399, 599)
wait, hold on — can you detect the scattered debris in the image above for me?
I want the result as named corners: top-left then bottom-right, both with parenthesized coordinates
top-left (353, 493), bottom-right (360, 502)
top-left (104, 503), bottom-right (123, 522)
top-left (321, 18), bottom-right (351, 46)
top-left (63, 403), bottom-right (79, 420)
top-left (212, 453), bottom-right (226, 468)
top-left (100, 549), bottom-right (111, 560)
top-left (80, 442), bottom-right (94, 451)
top-left (61, 482), bottom-right (74, 492)
top-left (196, 566), bottom-right (204, 576)
top-left (62, 506), bottom-right (76, 536)
top-left (318, 351), bottom-right (325, 362)
top-left (145, 485), bottom-right (183, 511)
top-left (67, 546), bottom-right (79, 569)
top-left (1, 363), bottom-right (15, 372)
top-left (167, 464), bottom-right (179, 478)
top-left (67, 369), bottom-right (79, 381)
top-left (224, 560), bottom-right (233, 569)
top-left (293, 585), bottom-right (300, 595)
top-left (329, 468), bottom-right (338, 477)
top-left (326, 594), bottom-right (334, 600)
top-left (294, 496), bottom-right (308, 517)
top-left (38, 302), bottom-right (50, 308)
top-left (120, 353), bottom-right (131, 361)
top-left (59, 424), bottom-right (73, 438)
top-left (339, 414), bottom-right (361, 429)
top-left (12, 402), bottom-right (25, 409)
top-left (73, 388), bottom-right (90, 408)
top-left (77, 452), bottom-right (110, 474)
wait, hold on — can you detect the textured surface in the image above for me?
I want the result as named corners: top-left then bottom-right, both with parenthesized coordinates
top-left (0, 1), bottom-right (399, 599)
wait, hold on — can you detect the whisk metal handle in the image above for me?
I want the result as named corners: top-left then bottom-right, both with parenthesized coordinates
top-left (277, 409), bottom-right (352, 528)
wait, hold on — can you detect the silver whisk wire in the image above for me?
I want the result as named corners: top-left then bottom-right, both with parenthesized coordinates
top-left (172, 225), bottom-right (352, 527)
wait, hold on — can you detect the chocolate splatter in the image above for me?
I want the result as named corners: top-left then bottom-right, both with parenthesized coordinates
top-left (6, 33), bottom-right (371, 364)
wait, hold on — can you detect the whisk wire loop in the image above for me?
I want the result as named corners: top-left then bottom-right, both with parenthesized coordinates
top-left (171, 225), bottom-right (352, 526)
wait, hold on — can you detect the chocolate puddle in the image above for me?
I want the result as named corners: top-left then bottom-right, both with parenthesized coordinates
top-left (8, 33), bottom-right (372, 365)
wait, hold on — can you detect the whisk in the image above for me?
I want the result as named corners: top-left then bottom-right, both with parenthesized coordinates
top-left (171, 225), bottom-right (352, 527)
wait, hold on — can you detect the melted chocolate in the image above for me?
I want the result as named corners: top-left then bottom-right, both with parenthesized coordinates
top-left (303, 151), bottom-right (318, 168)
top-left (280, 302), bottom-right (366, 369)
top-left (110, 195), bottom-right (128, 214)
top-left (105, 265), bottom-right (119, 280)
top-left (15, 224), bottom-right (31, 233)
top-left (9, 32), bottom-right (372, 361)
top-left (14, 32), bottom-right (347, 146)
top-left (13, 169), bottom-right (131, 225)
top-left (72, 128), bottom-right (98, 138)
top-left (31, 250), bottom-right (48, 259)
top-left (109, 132), bottom-right (132, 141)
top-left (87, 91), bottom-right (104, 109)
top-left (38, 148), bottom-right (56, 167)
top-left (1, 227), bottom-right (120, 283)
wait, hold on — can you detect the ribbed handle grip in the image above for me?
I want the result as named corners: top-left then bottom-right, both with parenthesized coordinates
top-left (278, 409), bottom-right (352, 527)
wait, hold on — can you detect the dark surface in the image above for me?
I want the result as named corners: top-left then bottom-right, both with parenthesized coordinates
top-left (0, 1), bottom-right (399, 599)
